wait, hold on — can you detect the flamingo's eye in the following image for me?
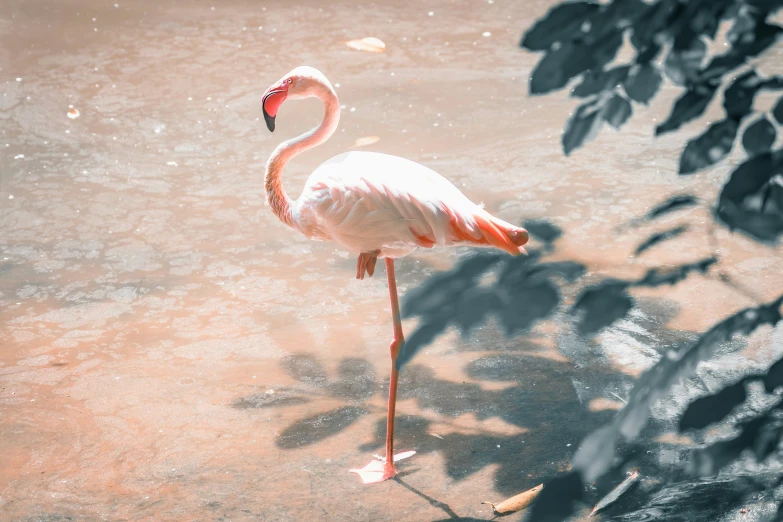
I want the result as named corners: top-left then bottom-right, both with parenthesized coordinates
top-left (286, 78), bottom-right (293, 84)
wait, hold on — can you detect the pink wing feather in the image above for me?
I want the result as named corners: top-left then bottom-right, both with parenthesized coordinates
top-left (292, 151), bottom-right (526, 257)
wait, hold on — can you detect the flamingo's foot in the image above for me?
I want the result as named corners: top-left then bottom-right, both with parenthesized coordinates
top-left (349, 460), bottom-right (397, 484)
top-left (349, 450), bottom-right (416, 484)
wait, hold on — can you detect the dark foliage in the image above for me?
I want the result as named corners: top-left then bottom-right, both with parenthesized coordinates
top-left (689, 397), bottom-right (783, 476)
top-left (521, 0), bottom-right (783, 240)
top-left (608, 476), bottom-right (774, 522)
top-left (572, 256), bottom-right (718, 335)
top-left (716, 150), bottom-right (783, 242)
top-left (624, 63), bottom-right (663, 104)
top-left (572, 280), bottom-right (634, 335)
top-left (663, 36), bottom-right (706, 86)
top-left (646, 194), bottom-right (700, 221)
top-left (386, 217), bottom-right (781, 519)
top-left (635, 256), bottom-right (717, 287)
top-left (562, 99), bottom-right (605, 156)
top-left (277, 405), bottom-right (369, 449)
top-left (397, 248), bottom-right (576, 368)
top-left (604, 94), bottom-right (633, 128)
top-left (527, 472), bottom-right (584, 522)
top-left (656, 82), bottom-right (719, 136)
top-left (743, 116), bottom-right (777, 154)
top-left (397, 218), bottom-right (726, 369)
top-left (678, 118), bottom-right (738, 175)
top-left (517, 2), bottom-right (783, 517)
top-left (523, 219), bottom-right (563, 243)
top-left (765, 356), bottom-right (783, 392)
top-left (774, 95), bottom-right (783, 124)
top-left (528, 296), bottom-right (783, 521)
top-left (679, 379), bottom-right (748, 431)
top-left (521, 2), bottom-right (601, 52)
top-left (634, 225), bottom-right (689, 255)
top-left (571, 65), bottom-right (630, 99)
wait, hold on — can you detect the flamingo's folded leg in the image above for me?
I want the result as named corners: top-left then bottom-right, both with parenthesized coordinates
top-left (356, 251), bottom-right (379, 280)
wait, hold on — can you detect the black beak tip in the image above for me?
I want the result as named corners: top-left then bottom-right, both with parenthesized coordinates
top-left (263, 109), bottom-right (275, 132)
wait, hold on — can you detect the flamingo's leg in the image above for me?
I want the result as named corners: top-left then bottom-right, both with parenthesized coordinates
top-left (350, 257), bottom-right (415, 484)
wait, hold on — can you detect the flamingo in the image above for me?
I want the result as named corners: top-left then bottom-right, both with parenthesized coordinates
top-left (262, 66), bottom-right (529, 484)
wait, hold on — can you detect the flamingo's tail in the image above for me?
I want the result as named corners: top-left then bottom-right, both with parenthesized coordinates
top-left (474, 213), bottom-right (529, 256)
top-left (441, 204), bottom-right (529, 256)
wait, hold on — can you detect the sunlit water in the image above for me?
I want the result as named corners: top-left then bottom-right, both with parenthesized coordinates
top-left (2, 0), bottom-right (782, 520)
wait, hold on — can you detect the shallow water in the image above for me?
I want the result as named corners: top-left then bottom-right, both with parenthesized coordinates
top-left (2, 0), bottom-right (783, 520)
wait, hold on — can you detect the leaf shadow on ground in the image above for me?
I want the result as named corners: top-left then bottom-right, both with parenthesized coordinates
top-left (231, 212), bottom-right (752, 512)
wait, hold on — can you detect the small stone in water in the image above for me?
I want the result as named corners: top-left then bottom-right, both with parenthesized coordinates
top-left (67, 108), bottom-right (80, 119)
top-left (354, 136), bottom-right (380, 147)
top-left (345, 37), bottom-right (385, 53)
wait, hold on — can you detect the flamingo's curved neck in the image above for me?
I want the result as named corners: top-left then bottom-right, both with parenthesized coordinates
top-left (265, 84), bottom-right (340, 228)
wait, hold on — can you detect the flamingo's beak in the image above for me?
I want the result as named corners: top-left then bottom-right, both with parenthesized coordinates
top-left (262, 87), bottom-right (287, 132)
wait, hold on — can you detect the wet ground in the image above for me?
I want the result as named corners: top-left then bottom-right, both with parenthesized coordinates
top-left (2, 0), bottom-right (783, 521)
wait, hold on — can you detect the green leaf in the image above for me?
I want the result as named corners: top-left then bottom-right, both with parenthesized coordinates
top-left (717, 152), bottom-right (783, 242)
top-left (734, 21), bottom-right (783, 58)
top-left (723, 70), bottom-right (763, 120)
top-left (571, 65), bottom-right (630, 98)
top-left (726, 9), bottom-right (756, 45)
top-left (657, 82), bottom-right (719, 135)
top-left (623, 63), bottom-right (663, 104)
top-left (603, 94), bottom-right (632, 129)
top-left (530, 31), bottom-right (623, 95)
top-left (521, 1), bottom-right (600, 51)
top-left (663, 37), bottom-right (707, 86)
top-left (630, 0), bottom-right (678, 52)
top-left (742, 116), bottom-right (776, 155)
top-left (700, 22), bottom-right (782, 82)
top-left (562, 100), bottom-right (604, 156)
top-left (678, 119), bottom-right (738, 175)
top-left (745, 0), bottom-right (783, 11)
top-left (772, 95), bottom-right (783, 124)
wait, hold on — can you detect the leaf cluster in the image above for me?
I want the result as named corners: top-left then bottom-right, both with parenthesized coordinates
top-left (522, 0), bottom-right (783, 241)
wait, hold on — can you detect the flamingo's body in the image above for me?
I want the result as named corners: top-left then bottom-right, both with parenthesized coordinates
top-left (261, 66), bottom-right (528, 484)
top-left (296, 151), bottom-right (527, 264)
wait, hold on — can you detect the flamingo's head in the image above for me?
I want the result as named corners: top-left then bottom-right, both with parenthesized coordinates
top-left (262, 66), bottom-right (333, 132)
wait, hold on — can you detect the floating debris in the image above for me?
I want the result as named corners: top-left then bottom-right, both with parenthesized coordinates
top-left (353, 136), bottom-right (380, 148)
top-left (482, 483), bottom-right (543, 515)
top-left (67, 108), bottom-right (80, 119)
top-left (346, 37), bottom-right (385, 53)
top-left (13, 154), bottom-right (24, 159)
top-left (591, 469), bottom-right (640, 516)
